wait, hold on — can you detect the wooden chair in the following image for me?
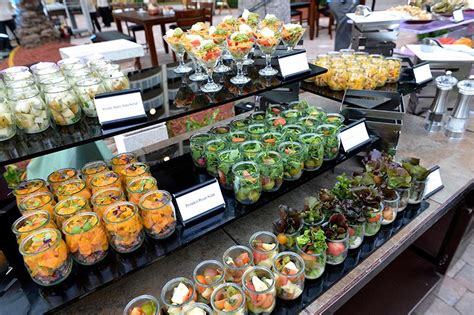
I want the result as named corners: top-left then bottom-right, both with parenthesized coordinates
top-left (198, 2), bottom-right (214, 25)
top-left (173, 9), bottom-right (207, 30)
top-left (316, 4), bottom-right (334, 39)
top-left (216, 0), bottom-right (231, 15)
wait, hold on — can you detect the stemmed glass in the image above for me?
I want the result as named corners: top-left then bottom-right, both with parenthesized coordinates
top-left (255, 27), bottom-right (281, 76)
top-left (281, 24), bottom-right (306, 51)
top-left (227, 32), bottom-right (254, 85)
top-left (192, 40), bottom-right (223, 93)
top-left (183, 33), bottom-right (208, 81)
top-left (164, 28), bottom-right (192, 74)
top-left (209, 26), bottom-right (231, 73)
top-left (239, 23), bottom-right (255, 66)
top-left (258, 14), bottom-right (283, 33)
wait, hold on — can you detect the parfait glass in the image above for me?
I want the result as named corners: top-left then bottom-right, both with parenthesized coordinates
top-left (210, 27), bottom-right (232, 73)
top-left (227, 32), bottom-right (254, 85)
top-left (193, 40), bottom-right (223, 93)
top-left (281, 24), bottom-right (306, 51)
top-left (183, 34), bottom-right (208, 82)
top-left (255, 27), bottom-right (281, 77)
top-left (164, 33), bottom-right (193, 74)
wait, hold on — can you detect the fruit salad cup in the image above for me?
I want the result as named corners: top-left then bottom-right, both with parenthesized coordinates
top-left (56, 179), bottom-right (91, 201)
top-left (281, 109), bottom-right (301, 125)
top-left (164, 28), bottom-right (192, 74)
top-left (222, 245), bottom-right (254, 283)
top-left (278, 141), bottom-right (305, 181)
top-left (217, 149), bottom-right (242, 190)
top-left (90, 171), bottom-right (122, 195)
top-left (54, 196), bottom-right (90, 227)
top-left (281, 124), bottom-right (304, 142)
top-left (43, 83), bottom-right (82, 126)
top-left (227, 131), bottom-right (248, 148)
top-left (120, 162), bottom-right (151, 186)
top-left (181, 303), bottom-right (212, 315)
top-left (327, 64), bottom-right (349, 91)
top-left (91, 187), bottom-right (126, 220)
top-left (161, 277), bottom-right (196, 315)
top-left (138, 190), bottom-right (177, 240)
top-left (256, 151), bottom-right (284, 192)
top-left (281, 24), bottom-right (305, 51)
top-left (13, 178), bottom-right (49, 207)
top-left (227, 32), bottom-right (254, 85)
top-left (75, 77), bottom-right (107, 117)
top-left (258, 14), bottom-right (282, 33)
top-left (12, 210), bottom-right (57, 245)
top-left (382, 189), bottom-right (399, 225)
top-left (249, 231), bottom-right (279, 269)
top-left (385, 57), bottom-right (402, 83)
top-left (127, 176), bottom-right (158, 204)
top-left (232, 161), bottom-right (262, 205)
top-left (364, 203), bottom-right (383, 236)
top-left (255, 27), bottom-right (280, 76)
top-left (63, 212), bottom-right (108, 265)
top-left (124, 295), bottom-right (160, 315)
top-left (0, 95), bottom-right (16, 141)
top-left (299, 133), bottom-right (324, 171)
top-left (103, 202), bottom-right (144, 253)
top-left (363, 64), bottom-right (379, 90)
top-left (47, 168), bottom-right (78, 193)
top-left (316, 124), bottom-right (341, 161)
top-left (81, 160), bottom-right (109, 189)
top-left (10, 89), bottom-right (50, 134)
top-left (242, 266), bottom-right (276, 314)
top-left (18, 191), bottom-right (56, 216)
top-left (193, 260), bottom-right (225, 304)
top-left (229, 118), bottom-right (248, 132)
top-left (193, 40), bottom-right (223, 93)
top-left (211, 283), bottom-right (246, 315)
top-left (273, 252), bottom-right (305, 299)
top-left (190, 133), bottom-right (213, 168)
top-left (370, 54), bottom-right (388, 87)
top-left (261, 132), bottom-right (283, 149)
top-left (205, 138), bottom-right (227, 177)
top-left (240, 140), bottom-right (263, 161)
top-left (348, 222), bottom-right (365, 249)
top-left (111, 152), bottom-right (138, 173)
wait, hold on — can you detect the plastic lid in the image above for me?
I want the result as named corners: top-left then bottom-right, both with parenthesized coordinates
top-left (435, 72), bottom-right (458, 90)
top-left (457, 79), bottom-right (474, 95)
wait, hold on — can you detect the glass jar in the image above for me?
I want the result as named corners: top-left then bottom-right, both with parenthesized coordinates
top-left (63, 212), bottom-right (108, 265)
top-left (306, 105), bottom-right (327, 122)
top-left (340, 48), bottom-right (355, 59)
top-left (299, 133), bottom-right (324, 171)
top-left (91, 187), bottom-right (125, 220)
top-left (242, 266), bottom-right (276, 314)
top-left (181, 303), bottom-right (213, 315)
top-left (261, 132), bottom-right (282, 149)
top-left (316, 124), bottom-right (341, 161)
top-left (364, 203), bottom-right (383, 236)
top-left (210, 283), bottom-right (246, 315)
top-left (190, 133), bottom-right (213, 168)
top-left (193, 260), bottom-right (225, 304)
top-left (12, 210), bottom-right (57, 245)
top-left (138, 190), bottom-right (176, 239)
top-left (47, 168), bottom-right (79, 193)
top-left (265, 116), bottom-right (287, 132)
top-left (249, 231), bottom-right (279, 269)
top-left (346, 67), bottom-right (365, 90)
top-left (363, 64), bottom-right (379, 90)
top-left (54, 196), bottom-right (90, 228)
top-left (5, 79), bottom-right (38, 95)
top-left (57, 58), bottom-right (83, 72)
top-left (34, 67), bottom-right (63, 84)
top-left (103, 201), bottom-right (144, 253)
top-left (278, 141), bottom-right (305, 181)
top-left (43, 83), bottom-right (82, 126)
top-left (295, 241), bottom-right (326, 280)
top-left (65, 65), bottom-right (91, 82)
top-left (281, 109), bottom-right (301, 125)
top-left (19, 191), bottom-right (56, 216)
top-left (90, 171), bottom-right (122, 195)
top-left (272, 251), bottom-right (305, 299)
top-left (13, 179), bottom-right (49, 207)
top-left (281, 124), bottom-right (304, 142)
top-left (124, 295), bottom-right (160, 315)
top-left (326, 234), bottom-right (349, 265)
top-left (120, 162), bottom-right (151, 186)
top-left (19, 228), bottom-right (72, 286)
top-left (325, 113), bottom-right (345, 127)
top-left (370, 54), bottom-right (388, 87)
top-left (232, 161), bottom-right (261, 205)
top-left (210, 125), bottom-right (231, 138)
top-left (240, 140), bottom-right (263, 160)
top-left (229, 118), bottom-right (248, 132)
top-left (256, 151), bottom-right (283, 193)
top-left (30, 62), bottom-right (58, 75)
top-left (38, 75), bottom-right (67, 92)
top-left (10, 89), bottom-right (50, 134)
top-left (0, 95), bottom-right (16, 141)
top-left (397, 187), bottom-right (410, 212)
top-left (81, 160), bottom-right (109, 189)
top-left (205, 138), bottom-right (227, 177)
top-left (126, 176), bottom-right (158, 204)
top-left (385, 57), bottom-right (402, 83)
top-left (298, 116), bottom-right (319, 133)
top-left (110, 152), bottom-right (138, 173)
top-left (409, 178), bottom-right (427, 204)
top-left (348, 222), bottom-right (365, 249)
top-left (55, 179), bottom-right (91, 201)
top-left (222, 245), bottom-right (254, 283)
top-left (247, 123), bottom-right (267, 141)
top-left (102, 71), bottom-right (130, 92)
top-left (382, 190), bottom-right (400, 225)
top-left (327, 65), bottom-right (349, 91)
top-left (1, 66), bottom-right (32, 82)
top-left (227, 131), bottom-right (248, 148)
top-left (313, 60), bottom-right (331, 87)
top-left (266, 104), bottom-right (285, 117)
top-left (250, 111), bottom-right (266, 124)
top-left (217, 149), bottom-right (242, 190)
top-left (161, 277), bottom-right (196, 315)
top-left (354, 51), bottom-right (369, 62)
top-left (75, 77), bottom-right (106, 118)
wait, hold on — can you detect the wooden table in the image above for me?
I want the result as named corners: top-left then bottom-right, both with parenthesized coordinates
top-left (113, 11), bottom-right (176, 67)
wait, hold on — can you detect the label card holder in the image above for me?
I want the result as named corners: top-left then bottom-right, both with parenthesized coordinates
top-left (423, 166), bottom-right (444, 199)
top-left (413, 62), bottom-right (432, 85)
top-left (339, 119), bottom-right (371, 153)
top-left (173, 179), bottom-right (226, 226)
top-left (453, 9), bottom-right (464, 23)
top-left (94, 88), bottom-right (147, 129)
top-left (277, 50), bottom-right (310, 79)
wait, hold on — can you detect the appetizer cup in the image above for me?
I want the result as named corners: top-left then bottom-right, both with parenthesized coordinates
top-left (299, 116), bottom-right (320, 133)
top-left (182, 33), bottom-right (208, 82)
top-left (232, 161), bottom-right (262, 205)
top-left (250, 111), bottom-right (266, 124)
top-left (348, 222), bottom-right (365, 249)
top-left (256, 151), bottom-right (284, 193)
top-left (266, 104), bottom-right (286, 117)
top-left (138, 190), bottom-right (177, 240)
top-left (249, 231), bottom-right (279, 269)
top-left (210, 125), bottom-right (231, 137)
top-left (382, 190), bottom-right (399, 225)
top-left (281, 24), bottom-right (305, 51)
top-left (111, 152), bottom-right (138, 173)
top-left (316, 124), bottom-right (341, 161)
top-left (120, 162), bottom-right (151, 185)
top-left (281, 124), bottom-right (304, 142)
top-left (126, 176), bottom-right (158, 204)
top-left (222, 245), bottom-right (254, 283)
top-left (396, 187), bottom-right (410, 212)
top-left (190, 133), bottom-right (214, 168)
top-left (164, 28), bottom-right (193, 74)
top-left (181, 303), bottom-right (212, 315)
top-left (299, 133), bottom-right (324, 171)
top-left (0, 93), bottom-right (15, 140)
top-left (47, 168), bottom-right (78, 193)
top-left (255, 27), bottom-right (280, 76)
top-left (123, 295), bottom-right (160, 315)
top-left (385, 57), bottom-right (402, 83)
top-left (217, 149), bottom-right (242, 190)
top-left (247, 124), bottom-right (267, 141)
top-left (9, 88), bottom-right (50, 134)
top-left (258, 14), bottom-right (282, 33)
top-left (103, 202), bottom-right (144, 253)
top-left (281, 109), bottom-right (301, 125)
top-left (101, 71), bottom-right (130, 93)
top-left (242, 266), bottom-right (277, 314)
top-left (296, 240), bottom-right (327, 280)
top-left (278, 141), bottom-right (305, 181)
top-left (364, 203), bottom-right (383, 236)
top-left (90, 171), bottom-right (122, 195)
top-left (227, 131), bottom-right (248, 148)
top-left (91, 187), bottom-right (126, 220)
top-left (12, 210), bottom-right (57, 245)
top-left (192, 40), bottom-right (223, 93)
top-left (326, 235), bottom-right (349, 265)
top-left (54, 196), bottom-right (90, 227)
top-left (227, 32), bottom-right (253, 85)
top-left (229, 118), bottom-right (248, 132)
top-left (161, 277), bottom-right (196, 315)
top-left (63, 212), bottom-right (108, 265)
top-left (261, 132), bottom-right (283, 148)
top-left (19, 191), bottom-right (56, 216)
top-left (240, 140), bottom-right (263, 161)
top-left (55, 178), bottom-right (91, 201)
top-left (210, 283), bottom-right (246, 315)
top-left (205, 138), bottom-right (227, 177)
top-left (193, 260), bottom-right (225, 304)
top-left (43, 83), bottom-right (82, 126)
top-left (13, 179), bottom-right (49, 207)
top-left (325, 113), bottom-right (345, 127)
top-left (408, 178), bottom-right (427, 205)
top-left (19, 228), bottom-right (72, 286)
top-left (75, 77), bottom-right (106, 117)
top-left (81, 160), bottom-right (109, 189)
top-left (273, 251), bottom-right (305, 299)
top-left (210, 26), bottom-right (232, 74)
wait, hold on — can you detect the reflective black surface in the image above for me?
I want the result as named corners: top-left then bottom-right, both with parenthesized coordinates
top-left (0, 61), bottom-right (326, 167)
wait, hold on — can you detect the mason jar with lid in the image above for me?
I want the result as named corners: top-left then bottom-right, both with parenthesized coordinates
top-left (346, 67), bottom-right (365, 90)
top-left (43, 83), bottom-right (82, 126)
top-left (102, 70), bottom-right (130, 92)
top-left (0, 93), bottom-right (16, 141)
top-left (370, 54), bottom-right (388, 87)
top-left (313, 59), bottom-right (331, 87)
top-left (9, 88), bottom-right (50, 134)
top-left (327, 64), bottom-right (349, 91)
top-left (75, 77), bottom-right (106, 118)
top-left (363, 64), bottom-right (379, 90)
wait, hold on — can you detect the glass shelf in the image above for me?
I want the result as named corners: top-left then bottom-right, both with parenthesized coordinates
top-left (0, 61), bottom-right (326, 167)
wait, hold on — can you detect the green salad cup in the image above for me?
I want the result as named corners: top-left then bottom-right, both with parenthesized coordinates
top-left (306, 106), bottom-right (327, 122)
top-left (281, 124), bottom-right (305, 142)
top-left (278, 141), bottom-right (306, 181)
top-left (240, 140), bottom-right (264, 160)
top-left (281, 109), bottom-right (301, 125)
top-left (299, 133), bottom-right (324, 171)
top-left (256, 151), bottom-right (284, 192)
top-left (227, 131), bottom-right (248, 149)
top-left (229, 118), bottom-right (249, 132)
top-left (247, 123), bottom-right (267, 140)
top-left (325, 113), bottom-right (345, 127)
top-left (205, 139), bottom-right (227, 177)
top-left (210, 125), bottom-right (231, 137)
top-left (364, 203), bottom-right (383, 237)
top-left (316, 124), bottom-right (341, 161)
top-left (261, 132), bottom-right (283, 149)
top-left (217, 149), bottom-right (242, 190)
top-left (299, 116), bottom-right (320, 133)
top-left (266, 116), bottom-right (287, 132)
top-left (250, 111), bottom-right (266, 124)
top-left (266, 104), bottom-right (286, 117)
top-left (232, 161), bottom-right (262, 205)
top-left (287, 100), bottom-right (310, 113)
top-left (190, 133), bottom-right (213, 168)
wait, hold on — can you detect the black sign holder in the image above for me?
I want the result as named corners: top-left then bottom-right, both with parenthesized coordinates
top-left (423, 165), bottom-right (444, 200)
top-left (339, 118), bottom-right (372, 154)
top-left (277, 49), bottom-right (311, 81)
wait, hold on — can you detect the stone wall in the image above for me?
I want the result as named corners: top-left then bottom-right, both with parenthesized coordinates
top-left (16, 0), bottom-right (59, 48)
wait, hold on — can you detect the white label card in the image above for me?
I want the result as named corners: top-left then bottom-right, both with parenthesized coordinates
top-left (413, 63), bottom-right (432, 84)
top-left (339, 121), bottom-right (370, 152)
top-left (278, 51), bottom-right (310, 78)
top-left (175, 180), bottom-right (225, 223)
top-left (95, 91), bottom-right (146, 125)
top-left (423, 168), bottom-right (443, 198)
top-left (453, 9), bottom-right (464, 23)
